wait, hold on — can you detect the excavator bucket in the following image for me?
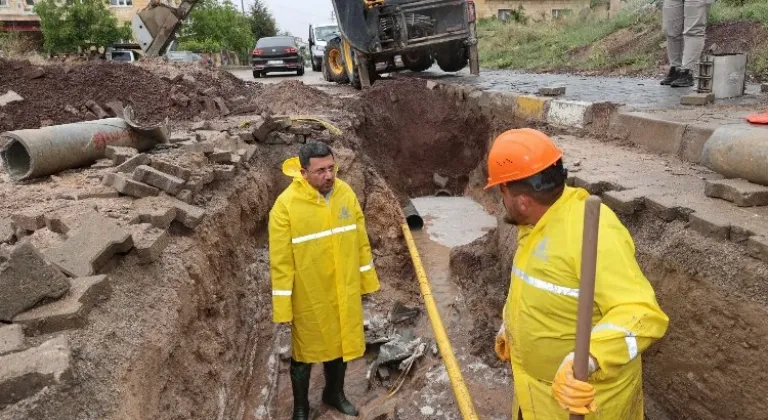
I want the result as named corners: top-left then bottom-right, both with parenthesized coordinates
top-left (132, 1), bottom-right (196, 57)
top-left (330, 0), bottom-right (379, 53)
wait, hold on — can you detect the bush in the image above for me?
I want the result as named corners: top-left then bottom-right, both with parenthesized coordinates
top-left (34, 0), bottom-right (131, 54)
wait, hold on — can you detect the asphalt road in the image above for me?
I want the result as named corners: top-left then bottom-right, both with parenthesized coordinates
top-left (228, 67), bottom-right (329, 86)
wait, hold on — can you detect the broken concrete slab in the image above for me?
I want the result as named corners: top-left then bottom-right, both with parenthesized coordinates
top-left (133, 165), bottom-right (185, 195)
top-left (131, 197), bottom-right (177, 229)
top-left (57, 186), bottom-right (120, 201)
top-left (0, 90), bottom-right (24, 107)
top-left (689, 211), bottom-right (730, 241)
top-left (11, 211), bottom-right (45, 233)
top-left (538, 86), bottom-right (566, 96)
top-left (0, 218), bottom-right (14, 244)
top-left (0, 241), bottom-right (70, 321)
top-left (681, 93), bottom-right (714, 106)
top-left (182, 141), bottom-right (215, 154)
top-left (610, 112), bottom-right (687, 156)
top-left (266, 132), bottom-right (299, 145)
top-left (0, 335), bottom-right (72, 409)
top-left (167, 198), bottom-right (206, 229)
top-left (103, 172), bottom-right (160, 198)
top-left (85, 100), bottom-right (109, 119)
top-left (44, 211), bottom-right (133, 277)
top-left (602, 189), bottom-right (646, 215)
top-left (129, 224), bottom-right (170, 264)
top-left (747, 235), bottom-right (768, 263)
top-left (209, 150), bottom-right (233, 164)
top-left (14, 275), bottom-right (111, 336)
top-left (252, 116), bottom-right (291, 142)
top-left (213, 165), bottom-right (236, 181)
top-left (176, 190), bottom-right (193, 204)
top-left (645, 196), bottom-right (686, 222)
top-left (169, 134), bottom-right (193, 144)
top-left (213, 97), bottom-right (230, 116)
top-left (0, 325), bottom-right (24, 356)
top-left (149, 160), bottom-right (192, 181)
top-left (105, 146), bottom-right (138, 165)
top-left (704, 178), bottom-right (768, 207)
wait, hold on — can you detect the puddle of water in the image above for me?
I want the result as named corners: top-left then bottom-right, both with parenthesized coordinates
top-left (410, 197), bottom-right (497, 248)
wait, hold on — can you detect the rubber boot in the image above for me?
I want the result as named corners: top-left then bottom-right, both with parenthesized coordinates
top-left (322, 358), bottom-right (359, 416)
top-left (660, 66), bottom-right (679, 85)
top-left (290, 359), bottom-right (311, 420)
top-left (671, 69), bottom-right (694, 88)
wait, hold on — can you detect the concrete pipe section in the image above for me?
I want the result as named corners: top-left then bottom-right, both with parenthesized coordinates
top-left (1, 118), bottom-right (161, 181)
top-left (403, 200), bottom-right (424, 230)
top-left (702, 126), bottom-right (768, 186)
top-left (435, 189), bottom-right (453, 197)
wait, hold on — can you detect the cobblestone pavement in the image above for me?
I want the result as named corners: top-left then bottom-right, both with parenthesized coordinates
top-left (395, 66), bottom-right (764, 110)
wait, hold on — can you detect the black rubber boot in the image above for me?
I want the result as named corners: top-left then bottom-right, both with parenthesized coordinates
top-left (290, 359), bottom-right (311, 420)
top-left (660, 66), bottom-right (679, 85)
top-left (671, 69), bottom-right (694, 87)
top-left (322, 358), bottom-right (359, 417)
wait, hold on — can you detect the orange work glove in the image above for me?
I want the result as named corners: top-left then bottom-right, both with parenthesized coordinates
top-left (552, 352), bottom-right (598, 415)
top-left (494, 324), bottom-right (510, 361)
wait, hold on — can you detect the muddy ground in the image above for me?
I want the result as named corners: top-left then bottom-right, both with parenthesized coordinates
top-left (2, 60), bottom-right (768, 420)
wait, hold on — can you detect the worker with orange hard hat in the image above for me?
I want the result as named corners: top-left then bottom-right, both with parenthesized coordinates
top-left (487, 128), bottom-right (669, 419)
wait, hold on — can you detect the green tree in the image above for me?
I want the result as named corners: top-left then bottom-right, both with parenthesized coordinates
top-left (34, 0), bottom-right (131, 54)
top-left (248, 0), bottom-right (277, 41)
top-left (178, 0), bottom-right (254, 53)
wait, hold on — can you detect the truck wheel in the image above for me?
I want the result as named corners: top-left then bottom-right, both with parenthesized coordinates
top-left (297, 65), bottom-right (305, 76)
top-left (253, 70), bottom-right (261, 78)
top-left (402, 51), bottom-right (433, 72)
top-left (342, 40), bottom-right (375, 90)
top-left (324, 37), bottom-right (349, 84)
top-left (436, 41), bottom-right (469, 73)
top-left (312, 59), bottom-right (321, 72)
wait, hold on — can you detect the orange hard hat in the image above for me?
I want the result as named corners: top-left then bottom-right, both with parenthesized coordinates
top-left (484, 128), bottom-right (563, 189)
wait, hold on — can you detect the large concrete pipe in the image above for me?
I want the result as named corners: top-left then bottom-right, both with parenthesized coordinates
top-left (403, 200), bottom-right (424, 230)
top-left (1, 118), bottom-right (160, 181)
top-left (701, 127), bottom-right (768, 186)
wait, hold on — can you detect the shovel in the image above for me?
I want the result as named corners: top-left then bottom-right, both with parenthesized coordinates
top-left (570, 195), bottom-right (602, 420)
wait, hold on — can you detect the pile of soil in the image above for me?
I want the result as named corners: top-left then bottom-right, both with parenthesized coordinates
top-left (353, 79), bottom-right (491, 198)
top-left (0, 59), bottom-right (258, 132)
top-left (258, 80), bottom-right (336, 115)
top-left (705, 20), bottom-right (768, 56)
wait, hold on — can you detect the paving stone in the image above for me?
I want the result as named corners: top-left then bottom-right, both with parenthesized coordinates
top-left (602, 190), bottom-right (645, 215)
top-left (182, 141), bottom-right (215, 154)
top-left (689, 211), bottom-right (730, 240)
top-left (12, 211), bottom-right (45, 232)
top-left (133, 165), bottom-right (185, 195)
top-left (171, 92), bottom-right (190, 107)
top-left (645, 196), bottom-right (684, 222)
top-left (539, 86), bottom-right (566, 96)
top-left (176, 190), bottom-right (193, 204)
top-left (747, 236), bottom-right (768, 263)
top-left (266, 132), bottom-right (299, 145)
top-left (0, 218), bottom-right (14, 243)
top-left (191, 121), bottom-right (212, 131)
top-left (24, 67), bottom-right (45, 80)
top-left (704, 178), bottom-right (768, 207)
top-left (610, 112), bottom-right (686, 156)
top-left (681, 93), bottom-right (714, 106)
top-left (44, 212), bottom-right (70, 235)
top-left (0, 90), bottom-right (23, 107)
top-left (252, 116), bottom-right (291, 142)
top-left (0, 241), bottom-right (70, 321)
top-left (115, 153), bottom-right (151, 174)
top-left (213, 165), bottom-right (236, 181)
top-left (0, 325), bottom-right (24, 356)
top-left (131, 197), bottom-right (177, 229)
top-left (44, 211), bottom-right (133, 277)
top-left (169, 134), bottom-right (193, 144)
top-left (105, 146), bottom-right (137, 165)
top-left (103, 172), bottom-right (160, 198)
top-left (731, 224), bottom-right (753, 244)
top-left (149, 160), bottom-right (192, 181)
top-left (91, 158), bottom-right (115, 169)
top-left (199, 87), bottom-right (216, 96)
top-left (209, 150), bottom-right (234, 164)
top-left (0, 336), bottom-right (72, 409)
top-left (243, 145), bottom-right (258, 164)
top-left (85, 100), bottom-right (109, 119)
top-left (213, 97), bottom-right (230, 116)
top-left (229, 95), bottom-right (247, 106)
top-left (201, 97), bottom-right (217, 114)
top-left (129, 224), bottom-right (170, 265)
top-left (167, 198), bottom-right (206, 229)
top-left (233, 102), bottom-right (259, 115)
top-left (63, 104), bottom-right (79, 115)
top-left (83, 111), bottom-right (98, 121)
top-left (13, 275), bottom-right (111, 336)
top-left (104, 100), bottom-right (125, 119)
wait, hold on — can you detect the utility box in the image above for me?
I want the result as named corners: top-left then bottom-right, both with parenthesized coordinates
top-left (697, 53), bottom-right (748, 99)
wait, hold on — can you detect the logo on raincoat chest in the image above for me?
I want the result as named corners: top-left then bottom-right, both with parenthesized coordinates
top-left (533, 238), bottom-right (549, 261)
top-left (339, 206), bottom-right (351, 220)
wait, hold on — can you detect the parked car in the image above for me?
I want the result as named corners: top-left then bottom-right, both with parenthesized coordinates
top-left (108, 50), bottom-right (140, 63)
top-left (164, 51), bottom-right (212, 66)
top-left (251, 36), bottom-right (304, 78)
top-left (308, 23), bottom-right (339, 72)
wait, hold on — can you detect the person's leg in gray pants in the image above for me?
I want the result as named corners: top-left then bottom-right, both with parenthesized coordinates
top-left (662, 0), bottom-right (710, 87)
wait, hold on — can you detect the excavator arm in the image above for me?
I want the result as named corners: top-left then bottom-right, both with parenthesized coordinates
top-left (132, 0), bottom-right (199, 57)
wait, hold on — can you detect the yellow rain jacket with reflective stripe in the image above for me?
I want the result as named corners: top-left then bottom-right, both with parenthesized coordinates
top-left (503, 186), bottom-right (669, 419)
top-left (269, 157), bottom-right (380, 364)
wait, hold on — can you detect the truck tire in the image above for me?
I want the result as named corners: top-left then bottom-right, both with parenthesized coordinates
top-left (436, 41), bottom-right (469, 73)
top-left (312, 58), bottom-right (321, 72)
top-left (342, 41), bottom-right (376, 90)
top-left (324, 37), bottom-right (349, 84)
top-left (402, 51), bottom-right (433, 72)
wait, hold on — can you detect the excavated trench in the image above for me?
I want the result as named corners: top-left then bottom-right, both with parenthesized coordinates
top-left (4, 79), bottom-right (767, 420)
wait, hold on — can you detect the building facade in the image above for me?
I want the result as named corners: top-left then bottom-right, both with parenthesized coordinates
top-left (0, 0), bottom-right (41, 32)
top-left (473, 0), bottom-right (618, 21)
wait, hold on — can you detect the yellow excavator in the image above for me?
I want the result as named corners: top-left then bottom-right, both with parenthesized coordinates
top-left (324, 0), bottom-right (480, 89)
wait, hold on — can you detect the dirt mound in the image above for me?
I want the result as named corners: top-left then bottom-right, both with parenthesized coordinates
top-left (0, 59), bottom-right (256, 132)
top-left (354, 79), bottom-right (491, 198)
top-left (705, 20), bottom-right (768, 55)
top-left (258, 80), bottom-right (336, 115)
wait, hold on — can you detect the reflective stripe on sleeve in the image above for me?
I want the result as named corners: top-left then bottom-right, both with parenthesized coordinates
top-left (512, 266), bottom-right (580, 298)
top-left (272, 290), bottom-right (292, 296)
top-left (592, 323), bottom-right (639, 360)
top-left (360, 264), bottom-right (373, 272)
top-left (291, 224), bottom-right (357, 244)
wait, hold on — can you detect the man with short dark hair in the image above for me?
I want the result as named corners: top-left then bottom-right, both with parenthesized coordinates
top-left (269, 142), bottom-right (380, 420)
top-left (488, 129), bottom-right (669, 419)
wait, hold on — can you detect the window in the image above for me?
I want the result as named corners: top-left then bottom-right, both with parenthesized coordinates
top-left (551, 9), bottom-right (572, 19)
top-left (25, 0), bottom-right (34, 6)
top-left (0, 0), bottom-right (8, 7)
top-left (110, 0), bottom-right (132, 7)
top-left (497, 9), bottom-right (512, 22)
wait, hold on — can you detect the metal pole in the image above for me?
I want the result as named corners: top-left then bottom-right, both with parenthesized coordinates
top-left (570, 195), bottom-right (601, 420)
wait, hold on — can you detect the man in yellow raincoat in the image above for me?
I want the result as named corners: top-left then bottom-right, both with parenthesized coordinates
top-left (269, 142), bottom-right (380, 420)
top-left (488, 129), bottom-right (669, 419)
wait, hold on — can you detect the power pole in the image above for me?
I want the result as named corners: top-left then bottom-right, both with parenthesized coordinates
top-left (241, 0), bottom-right (245, 13)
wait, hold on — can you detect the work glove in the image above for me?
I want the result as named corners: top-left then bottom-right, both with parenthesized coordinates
top-left (494, 324), bottom-right (510, 361)
top-left (552, 352), bottom-right (598, 415)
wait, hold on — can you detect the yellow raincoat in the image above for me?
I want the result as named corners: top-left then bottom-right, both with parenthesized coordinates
top-left (269, 157), bottom-right (380, 364)
top-left (504, 186), bottom-right (669, 419)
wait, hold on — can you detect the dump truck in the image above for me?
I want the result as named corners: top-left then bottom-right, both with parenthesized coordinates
top-left (324, 0), bottom-right (480, 89)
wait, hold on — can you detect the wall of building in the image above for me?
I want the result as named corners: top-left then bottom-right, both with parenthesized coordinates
top-left (474, 0), bottom-right (594, 21)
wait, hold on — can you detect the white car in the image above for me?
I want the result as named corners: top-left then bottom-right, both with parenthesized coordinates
top-left (308, 23), bottom-right (339, 72)
top-left (108, 50), bottom-right (140, 63)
